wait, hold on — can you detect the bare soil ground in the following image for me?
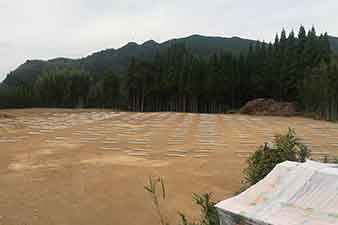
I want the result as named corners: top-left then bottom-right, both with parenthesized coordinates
top-left (0, 108), bottom-right (337, 225)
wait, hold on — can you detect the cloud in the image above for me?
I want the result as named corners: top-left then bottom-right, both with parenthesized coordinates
top-left (1, 0), bottom-right (338, 81)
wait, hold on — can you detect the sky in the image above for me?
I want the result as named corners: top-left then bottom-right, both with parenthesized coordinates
top-left (0, 0), bottom-right (338, 81)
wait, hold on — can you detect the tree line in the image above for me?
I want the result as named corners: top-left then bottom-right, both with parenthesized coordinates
top-left (1, 26), bottom-right (337, 120)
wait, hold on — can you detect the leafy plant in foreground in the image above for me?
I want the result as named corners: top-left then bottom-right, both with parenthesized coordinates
top-left (179, 193), bottom-right (220, 225)
top-left (144, 176), bottom-right (168, 225)
top-left (144, 177), bottom-right (220, 225)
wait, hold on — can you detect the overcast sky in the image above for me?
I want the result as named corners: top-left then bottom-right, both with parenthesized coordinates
top-left (1, 0), bottom-right (337, 81)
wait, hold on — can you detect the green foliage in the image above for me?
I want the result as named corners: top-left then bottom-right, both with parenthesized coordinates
top-left (179, 194), bottom-right (220, 225)
top-left (0, 85), bottom-right (36, 108)
top-left (244, 128), bottom-right (310, 186)
top-left (145, 177), bottom-right (220, 225)
top-left (123, 26), bottom-right (333, 113)
top-left (300, 58), bottom-right (338, 121)
top-left (329, 36), bottom-right (338, 55)
top-left (34, 69), bottom-right (93, 107)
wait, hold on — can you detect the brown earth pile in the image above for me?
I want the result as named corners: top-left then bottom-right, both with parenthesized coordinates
top-left (240, 98), bottom-right (299, 116)
top-left (0, 113), bottom-right (13, 119)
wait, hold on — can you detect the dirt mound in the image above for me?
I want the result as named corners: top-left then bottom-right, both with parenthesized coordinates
top-left (240, 98), bottom-right (299, 116)
top-left (0, 113), bottom-right (13, 119)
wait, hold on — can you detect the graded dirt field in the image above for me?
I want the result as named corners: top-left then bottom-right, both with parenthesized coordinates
top-left (0, 109), bottom-right (338, 225)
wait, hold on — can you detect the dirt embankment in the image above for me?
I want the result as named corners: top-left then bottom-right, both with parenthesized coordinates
top-left (240, 98), bottom-right (299, 116)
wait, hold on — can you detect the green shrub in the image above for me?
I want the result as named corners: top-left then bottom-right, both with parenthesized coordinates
top-left (244, 128), bottom-right (310, 186)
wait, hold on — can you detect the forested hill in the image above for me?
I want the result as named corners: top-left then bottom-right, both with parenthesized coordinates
top-left (3, 35), bottom-right (255, 86)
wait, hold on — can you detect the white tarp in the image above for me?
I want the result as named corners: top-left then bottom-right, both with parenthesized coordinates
top-left (216, 160), bottom-right (338, 225)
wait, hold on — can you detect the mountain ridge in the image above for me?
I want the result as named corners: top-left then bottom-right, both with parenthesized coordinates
top-left (3, 34), bottom-right (338, 87)
top-left (3, 34), bottom-right (256, 86)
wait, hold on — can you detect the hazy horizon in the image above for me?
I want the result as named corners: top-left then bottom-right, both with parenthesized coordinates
top-left (1, 0), bottom-right (338, 81)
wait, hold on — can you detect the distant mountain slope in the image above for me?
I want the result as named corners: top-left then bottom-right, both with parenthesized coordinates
top-left (4, 34), bottom-right (337, 87)
top-left (3, 58), bottom-right (80, 86)
top-left (3, 35), bottom-right (256, 87)
top-left (329, 36), bottom-right (338, 55)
